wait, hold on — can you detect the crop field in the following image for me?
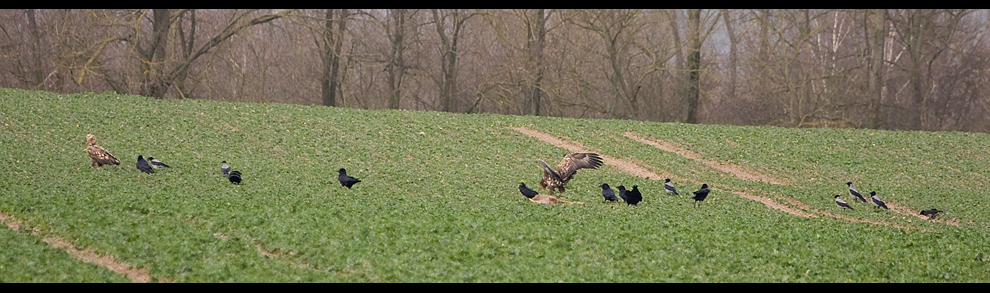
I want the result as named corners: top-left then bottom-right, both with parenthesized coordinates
top-left (2, 87), bottom-right (989, 282)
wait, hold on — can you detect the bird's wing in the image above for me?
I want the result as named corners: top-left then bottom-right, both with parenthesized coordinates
top-left (539, 159), bottom-right (561, 182)
top-left (87, 145), bottom-right (120, 165)
top-left (556, 153), bottom-right (603, 180)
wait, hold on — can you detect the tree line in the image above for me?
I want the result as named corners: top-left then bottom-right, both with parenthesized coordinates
top-left (3, 9), bottom-right (989, 132)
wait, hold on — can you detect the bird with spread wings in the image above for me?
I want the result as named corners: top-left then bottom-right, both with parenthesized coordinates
top-left (86, 134), bottom-right (120, 167)
top-left (538, 152), bottom-right (603, 197)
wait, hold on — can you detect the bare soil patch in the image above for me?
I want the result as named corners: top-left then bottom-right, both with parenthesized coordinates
top-left (0, 212), bottom-right (161, 283)
top-left (623, 132), bottom-right (787, 185)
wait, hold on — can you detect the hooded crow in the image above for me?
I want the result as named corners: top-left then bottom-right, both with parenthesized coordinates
top-left (221, 161), bottom-right (230, 176)
top-left (692, 184), bottom-right (711, 208)
top-left (847, 182), bottom-right (868, 202)
top-left (519, 182), bottom-right (539, 199)
top-left (664, 178), bottom-right (680, 196)
top-left (136, 155), bottom-right (155, 174)
top-left (869, 191), bottom-right (888, 209)
top-left (599, 183), bottom-right (618, 202)
top-left (834, 195), bottom-right (854, 210)
top-left (148, 157), bottom-right (170, 169)
top-left (228, 170), bottom-right (242, 184)
top-left (920, 209), bottom-right (942, 219)
top-left (337, 168), bottom-right (361, 189)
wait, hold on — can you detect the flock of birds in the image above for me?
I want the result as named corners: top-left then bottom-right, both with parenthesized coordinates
top-left (519, 152), bottom-right (944, 220)
top-left (518, 152), bottom-right (712, 207)
top-left (87, 134), bottom-right (362, 188)
top-left (89, 134), bottom-right (944, 220)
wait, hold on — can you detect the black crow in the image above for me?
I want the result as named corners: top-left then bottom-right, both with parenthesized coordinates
top-left (920, 209), bottom-right (942, 219)
top-left (847, 182), bottom-right (868, 202)
top-left (221, 161), bottom-right (230, 177)
top-left (136, 155), bottom-right (154, 174)
top-left (624, 185), bottom-right (643, 206)
top-left (664, 178), bottom-right (680, 196)
top-left (617, 185), bottom-right (629, 202)
top-left (599, 183), bottom-right (618, 202)
top-left (538, 153), bottom-right (603, 197)
top-left (834, 195), bottom-right (854, 210)
top-left (228, 170), bottom-right (242, 184)
top-left (148, 157), bottom-right (170, 169)
top-left (519, 182), bottom-right (539, 199)
top-left (337, 168), bottom-right (361, 189)
top-left (869, 191), bottom-right (888, 209)
top-left (692, 184), bottom-right (711, 208)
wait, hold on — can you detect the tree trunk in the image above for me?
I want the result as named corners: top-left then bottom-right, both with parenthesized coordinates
top-left (523, 9), bottom-right (547, 116)
top-left (322, 9), bottom-right (348, 107)
top-left (685, 9), bottom-right (702, 123)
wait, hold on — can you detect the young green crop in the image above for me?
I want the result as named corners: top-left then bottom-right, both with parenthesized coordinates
top-left (1, 88), bottom-right (989, 282)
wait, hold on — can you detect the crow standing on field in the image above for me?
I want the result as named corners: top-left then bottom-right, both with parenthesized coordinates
top-left (834, 195), bottom-right (854, 210)
top-left (599, 183), bottom-right (618, 202)
top-left (869, 191), bottom-right (888, 209)
top-left (337, 168), bottom-right (361, 189)
top-left (148, 157), bottom-right (170, 169)
top-left (847, 182), bottom-right (868, 202)
top-left (692, 184), bottom-right (711, 208)
top-left (228, 170), bottom-right (242, 184)
top-left (664, 178), bottom-right (680, 196)
top-left (136, 155), bottom-right (155, 174)
top-left (920, 209), bottom-right (942, 219)
top-left (221, 161), bottom-right (230, 176)
top-left (617, 185), bottom-right (629, 203)
top-left (519, 182), bottom-right (539, 199)
top-left (624, 185), bottom-right (643, 206)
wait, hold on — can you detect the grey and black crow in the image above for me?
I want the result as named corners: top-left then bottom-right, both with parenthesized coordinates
top-left (920, 209), bottom-right (942, 219)
top-left (148, 157), bottom-right (170, 169)
top-left (538, 153), bottom-right (603, 197)
top-left (664, 178), bottom-right (679, 196)
top-left (847, 182), bottom-right (868, 202)
top-left (337, 168), bottom-right (361, 189)
top-left (692, 184), bottom-right (711, 208)
top-left (136, 155), bottom-right (154, 174)
top-left (599, 183), bottom-right (618, 202)
top-left (617, 185), bottom-right (629, 202)
top-left (228, 170), bottom-right (242, 184)
top-left (519, 182), bottom-right (539, 199)
top-left (834, 195), bottom-right (854, 210)
top-left (624, 185), bottom-right (643, 206)
top-left (221, 161), bottom-right (230, 176)
top-left (869, 191), bottom-right (888, 209)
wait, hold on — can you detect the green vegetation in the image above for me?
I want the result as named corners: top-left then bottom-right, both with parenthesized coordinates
top-left (1, 87), bottom-right (989, 282)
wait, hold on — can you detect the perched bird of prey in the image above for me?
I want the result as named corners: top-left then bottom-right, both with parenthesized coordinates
top-left (624, 185), bottom-right (643, 206)
top-left (920, 209), bottom-right (942, 219)
top-left (692, 184), bottom-right (711, 208)
top-left (538, 153), bottom-right (603, 196)
top-left (147, 157), bottom-right (170, 169)
top-left (337, 168), bottom-right (361, 189)
top-left (869, 191), bottom-right (888, 209)
top-left (519, 182), bottom-right (539, 199)
top-left (85, 134), bottom-right (120, 167)
top-left (221, 161), bottom-right (231, 177)
top-left (228, 171), bottom-right (242, 184)
top-left (834, 195), bottom-right (854, 210)
top-left (847, 182), bottom-right (867, 202)
top-left (136, 155), bottom-right (154, 174)
top-left (599, 183), bottom-right (618, 202)
top-left (664, 178), bottom-right (680, 196)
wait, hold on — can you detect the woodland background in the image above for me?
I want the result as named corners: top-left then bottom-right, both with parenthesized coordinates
top-left (3, 9), bottom-right (990, 132)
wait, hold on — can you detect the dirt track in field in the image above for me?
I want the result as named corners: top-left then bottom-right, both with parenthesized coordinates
top-left (512, 126), bottom-right (957, 231)
top-left (0, 212), bottom-right (163, 283)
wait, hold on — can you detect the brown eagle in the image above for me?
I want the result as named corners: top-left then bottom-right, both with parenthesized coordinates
top-left (538, 152), bottom-right (603, 196)
top-left (86, 134), bottom-right (120, 167)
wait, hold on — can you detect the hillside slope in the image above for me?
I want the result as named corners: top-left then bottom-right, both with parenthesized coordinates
top-left (2, 88), bottom-right (989, 282)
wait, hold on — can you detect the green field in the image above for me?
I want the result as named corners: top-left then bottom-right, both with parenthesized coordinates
top-left (2, 87), bottom-right (989, 282)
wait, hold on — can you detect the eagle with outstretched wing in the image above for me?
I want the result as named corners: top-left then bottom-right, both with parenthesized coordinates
top-left (86, 134), bottom-right (120, 167)
top-left (538, 152), bottom-right (603, 196)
